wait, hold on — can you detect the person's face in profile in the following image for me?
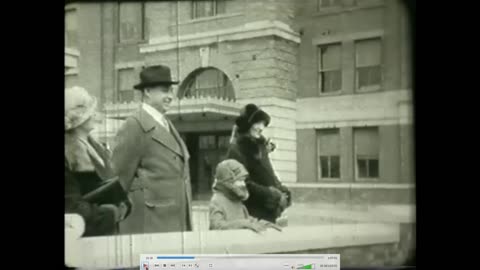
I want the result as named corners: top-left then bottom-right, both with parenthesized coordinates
top-left (249, 121), bottom-right (265, 138)
top-left (232, 176), bottom-right (249, 201)
top-left (144, 85), bottom-right (174, 113)
top-left (78, 113), bottom-right (97, 134)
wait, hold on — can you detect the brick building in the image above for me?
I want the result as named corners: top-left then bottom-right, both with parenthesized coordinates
top-left (65, 0), bottom-right (414, 203)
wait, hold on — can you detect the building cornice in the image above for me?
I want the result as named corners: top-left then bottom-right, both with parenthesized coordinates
top-left (140, 20), bottom-right (300, 53)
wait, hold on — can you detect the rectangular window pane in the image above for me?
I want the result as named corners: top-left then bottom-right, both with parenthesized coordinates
top-left (319, 0), bottom-right (342, 8)
top-left (355, 38), bottom-right (381, 67)
top-left (194, 1), bottom-right (205, 18)
top-left (368, 159), bottom-right (379, 178)
top-left (119, 90), bottom-right (134, 103)
top-left (357, 66), bottom-right (381, 89)
top-left (318, 44), bottom-right (341, 93)
top-left (317, 129), bottom-right (340, 155)
top-left (322, 70), bottom-right (342, 92)
top-left (320, 156), bottom-right (329, 178)
top-left (208, 135), bottom-right (216, 149)
top-left (357, 158), bottom-right (367, 178)
top-left (354, 127), bottom-right (379, 156)
top-left (119, 2), bottom-right (142, 42)
top-left (216, 0), bottom-right (226, 14)
top-left (199, 136), bottom-right (208, 149)
top-left (205, 0), bottom-right (214, 16)
top-left (218, 135), bottom-right (230, 149)
top-left (319, 44), bottom-right (341, 71)
top-left (194, 1), bottom-right (215, 18)
top-left (118, 69), bottom-right (136, 91)
top-left (330, 156), bottom-right (340, 178)
top-left (65, 10), bottom-right (78, 48)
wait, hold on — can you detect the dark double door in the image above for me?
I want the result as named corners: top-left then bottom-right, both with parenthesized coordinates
top-left (182, 132), bottom-right (231, 201)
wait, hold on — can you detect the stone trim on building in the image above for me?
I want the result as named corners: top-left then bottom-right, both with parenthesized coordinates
top-left (140, 20), bottom-right (300, 53)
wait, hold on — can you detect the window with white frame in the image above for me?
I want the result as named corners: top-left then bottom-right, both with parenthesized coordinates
top-left (354, 127), bottom-right (379, 180)
top-left (118, 2), bottom-right (147, 43)
top-left (192, 0), bottom-right (226, 19)
top-left (65, 9), bottom-right (78, 49)
top-left (355, 38), bottom-right (382, 91)
top-left (318, 43), bottom-right (342, 93)
top-left (318, 0), bottom-right (343, 10)
top-left (117, 68), bottom-right (136, 103)
top-left (317, 129), bottom-right (341, 180)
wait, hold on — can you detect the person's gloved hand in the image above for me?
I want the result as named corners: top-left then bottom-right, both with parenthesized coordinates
top-left (98, 204), bottom-right (121, 223)
top-left (258, 219), bottom-right (283, 232)
top-left (266, 138), bottom-right (276, 153)
top-left (266, 186), bottom-right (283, 210)
top-left (243, 221), bottom-right (267, 233)
top-left (117, 202), bottom-right (129, 221)
top-left (279, 193), bottom-right (289, 210)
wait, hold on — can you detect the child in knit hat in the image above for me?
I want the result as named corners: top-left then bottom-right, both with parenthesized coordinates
top-left (209, 159), bottom-right (281, 233)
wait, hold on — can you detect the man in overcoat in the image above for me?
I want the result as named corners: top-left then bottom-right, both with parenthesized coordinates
top-left (112, 65), bottom-right (192, 234)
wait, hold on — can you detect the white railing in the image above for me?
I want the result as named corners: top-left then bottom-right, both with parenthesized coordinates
top-left (65, 214), bottom-right (400, 269)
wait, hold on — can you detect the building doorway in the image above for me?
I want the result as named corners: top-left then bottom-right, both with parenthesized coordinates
top-left (182, 131), bottom-right (231, 201)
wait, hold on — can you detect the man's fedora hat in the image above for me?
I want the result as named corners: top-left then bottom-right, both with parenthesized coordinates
top-left (133, 65), bottom-right (179, 90)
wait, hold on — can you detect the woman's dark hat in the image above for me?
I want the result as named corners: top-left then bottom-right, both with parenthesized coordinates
top-left (133, 65), bottom-right (179, 90)
top-left (235, 104), bottom-right (271, 134)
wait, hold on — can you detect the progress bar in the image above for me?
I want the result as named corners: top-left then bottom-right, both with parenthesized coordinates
top-left (140, 254), bottom-right (340, 270)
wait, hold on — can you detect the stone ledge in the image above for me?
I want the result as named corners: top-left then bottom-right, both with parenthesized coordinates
top-left (289, 184), bottom-right (415, 205)
top-left (285, 183), bottom-right (414, 189)
top-left (65, 213), bottom-right (399, 269)
top-left (141, 20), bottom-right (300, 53)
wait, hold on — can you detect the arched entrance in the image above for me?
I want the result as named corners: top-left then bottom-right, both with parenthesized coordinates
top-left (176, 67), bottom-right (237, 201)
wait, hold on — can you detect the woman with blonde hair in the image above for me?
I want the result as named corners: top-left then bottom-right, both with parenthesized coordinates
top-left (65, 86), bottom-right (130, 236)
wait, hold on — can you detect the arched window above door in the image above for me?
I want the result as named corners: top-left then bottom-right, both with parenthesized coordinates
top-left (178, 67), bottom-right (235, 100)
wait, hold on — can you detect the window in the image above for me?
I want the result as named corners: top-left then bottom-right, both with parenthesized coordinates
top-left (318, 0), bottom-right (343, 9)
top-left (354, 127), bottom-right (379, 179)
top-left (181, 68), bottom-right (234, 100)
top-left (318, 44), bottom-right (342, 93)
top-left (199, 135), bottom-right (216, 149)
top-left (65, 9), bottom-right (78, 49)
top-left (118, 2), bottom-right (147, 43)
top-left (317, 129), bottom-right (340, 179)
top-left (217, 135), bottom-right (230, 149)
top-left (117, 69), bottom-right (136, 103)
top-left (355, 38), bottom-right (382, 91)
top-left (192, 0), bottom-right (226, 19)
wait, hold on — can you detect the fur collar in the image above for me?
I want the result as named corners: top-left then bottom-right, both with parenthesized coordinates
top-left (235, 135), bottom-right (267, 159)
